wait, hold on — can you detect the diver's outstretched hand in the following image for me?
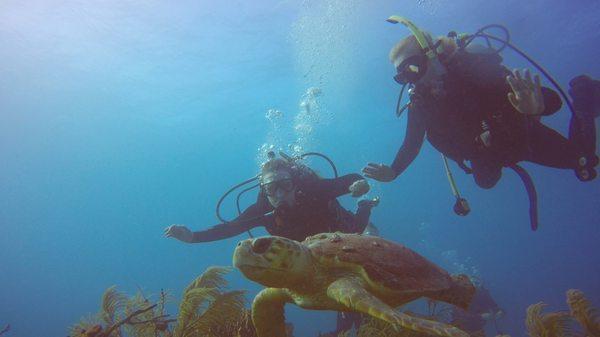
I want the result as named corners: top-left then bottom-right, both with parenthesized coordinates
top-left (507, 68), bottom-right (545, 116)
top-left (362, 163), bottom-right (396, 182)
top-left (164, 224), bottom-right (193, 243)
top-left (349, 179), bottom-right (370, 197)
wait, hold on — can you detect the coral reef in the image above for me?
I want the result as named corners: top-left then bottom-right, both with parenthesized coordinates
top-left (0, 325), bottom-right (9, 336)
top-left (68, 285), bottom-right (173, 337)
top-left (68, 266), bottom-right (266, 337)
top-left (68, 270), bottom-right (597, 337)
top-left (524, 289), bottom-right (600, 337)
top-left (525, 302), bottom-right (572, 337)
top-left (567, 289), bottom-right (600, 337)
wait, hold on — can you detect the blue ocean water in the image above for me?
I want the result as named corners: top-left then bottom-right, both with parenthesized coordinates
top-left (0, 1), bottom-right (598, 336)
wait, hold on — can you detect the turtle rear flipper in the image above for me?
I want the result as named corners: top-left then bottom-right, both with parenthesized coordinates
top-left (252, 288), bottom-right (292, 337)
top-left (327, 277), bottom-right (470, 337)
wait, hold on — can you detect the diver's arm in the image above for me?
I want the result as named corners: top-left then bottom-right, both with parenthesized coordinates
top-left (190, 221), bottom-right (257, 243)
top-left (190, 194), bottom-right (272, 243)
top-left (316, 173), bottom-right (366, 199)
top-left (390, 108), bottom-right (426, 177)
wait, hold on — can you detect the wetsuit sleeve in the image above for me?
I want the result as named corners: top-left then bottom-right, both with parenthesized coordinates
top-left (190, 192), bottom-right (272, 243)
top-left (390, 107), bottom-right (426, 177)
top-left (311, 173), bottom-right (365, 199)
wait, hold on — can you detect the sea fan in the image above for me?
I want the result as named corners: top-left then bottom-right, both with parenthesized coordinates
top-left (566, 289), bottom-right (600, 337)
top-left (203, 309), bottom-right (258, 337)
top-left (192, 290), bottom-right (246, 335)
top-left (184, 266), bottom-right (231, 294)
top-left (100, 285), bottom-right (128, 330)
top-left (174, 287), bottom-right (220, 336)
top-left (173, 266), bottom-right (247, 337)
top-left (67, 314), bottom-right (103, 337)
top-left (526, 302), bottom-right (572, 337)
top-left (157, 289), bottom-right (175, 316)
top-left (122, 293), bottom-right (158, 337)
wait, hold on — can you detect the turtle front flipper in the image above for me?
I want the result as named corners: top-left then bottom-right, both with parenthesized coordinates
top-left (327, 277), bottom-right (470, 337)
top-left (252, 288), bottom-right (292, 337)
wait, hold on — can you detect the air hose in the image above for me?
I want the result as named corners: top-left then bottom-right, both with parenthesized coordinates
top-left (509, 164), bottom-right (538, 231)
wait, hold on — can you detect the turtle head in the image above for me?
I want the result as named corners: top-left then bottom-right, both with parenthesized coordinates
top-left (233, 236), bottom-right (312, 288)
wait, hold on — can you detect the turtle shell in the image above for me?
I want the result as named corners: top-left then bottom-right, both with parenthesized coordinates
top-left (303, 232), bottom-right (454, 292)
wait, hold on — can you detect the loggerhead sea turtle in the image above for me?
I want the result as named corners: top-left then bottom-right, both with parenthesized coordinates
top-left (233, 232), bottom-right (475, 337)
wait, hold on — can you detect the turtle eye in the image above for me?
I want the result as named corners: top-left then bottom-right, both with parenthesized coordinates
top-left (251, 238), bottom-right (272, 254)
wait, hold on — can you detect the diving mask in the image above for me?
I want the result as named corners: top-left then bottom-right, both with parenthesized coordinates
top-left (262, 178), bottom-right (294, 196)
top-left (393, 54), bottom-right (428, 85)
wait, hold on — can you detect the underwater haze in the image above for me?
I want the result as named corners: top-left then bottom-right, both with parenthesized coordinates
top-left (1, 0), bottom-right (599, 336)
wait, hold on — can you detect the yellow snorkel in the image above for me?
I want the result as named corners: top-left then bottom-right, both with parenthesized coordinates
top-left (386, 16), bottom-right (442, 60)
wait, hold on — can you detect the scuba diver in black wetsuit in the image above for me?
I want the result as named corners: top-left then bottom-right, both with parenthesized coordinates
top-left (363, 17), bottom-right (600, 230)
top-left (165, 154), bottom-right (380, 243)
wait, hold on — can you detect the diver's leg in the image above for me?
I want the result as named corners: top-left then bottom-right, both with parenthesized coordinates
top-left (569, 75), bottom-right (599, 159)
top-left (524, 119), bottom-right (598, 180)
top-left (470, 159), bottom-right (502, 189)
top-left (568, 109), bottom-right (599, 179)
top-left (569, 113), bottom-right (597, 163)
top-left (524, 120), bottom-right (578, 169)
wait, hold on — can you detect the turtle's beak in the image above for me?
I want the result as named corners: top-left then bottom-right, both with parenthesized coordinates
top-left (232, 239), bottom-right (254, 268)
top-left (233, 239), bottom-right (272, 271)
top-left (233, 237), bottom-right (302, 288)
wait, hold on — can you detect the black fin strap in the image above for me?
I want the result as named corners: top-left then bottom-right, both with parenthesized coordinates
top-left (509, 164), bottom-right (538, 231)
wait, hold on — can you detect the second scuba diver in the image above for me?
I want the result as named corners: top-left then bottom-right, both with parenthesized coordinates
top-left (165, 154), bottom-right (379, 243)
top-left (363, 17), bottom-right (599, 229)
